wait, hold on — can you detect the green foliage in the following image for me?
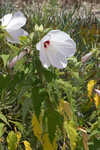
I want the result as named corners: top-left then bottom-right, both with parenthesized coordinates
top-left (0, 123), bottom-right (5, 137)
top-left (0, 0), bottom-right (100, 150)
top-left (0, 113), bottom-right (10, 127)
top-left (0, 54), bottom-right (9, 67)
top-left (32, 87), bottom-right (44, 118)
top-left (46, 108), bottom-right (63, 143)
top-left (7, 131), bottom-right (17, 150)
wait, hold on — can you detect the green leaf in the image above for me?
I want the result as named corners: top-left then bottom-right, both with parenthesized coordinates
top-left (7, 43), bottom-right (19, 52)
top-left (21, 97), bottom-right (32, 121)
top-left (19, 36), bottom-right (28, 45)
top-left (9, 121), bottom-right (24, 133)
top-left (7, 131), bottom-right (17, 150)
top-left (0, 113), bottom-right (10, 127)
top-left (46, 109), bottom-right (63, 143)
top-left (0, 54), bottom-right (9, 67)
top-left (43, 28), bottom-right (52, 34)
top-left (14, 122), bottom-right (24, 133)
top-left (0, 123), bottom-right (5, 137)
top-left (56, 79), bottom-right (73, 97)
top-left (0, 75), bottom-right (10, 89)
top-left (71, 72), bottom-right (80, 80)
top-left (0, 72), bottom-right (25, 90)
top-left (32, 87), bottom-right (47, 118)
top-left (56, 79), bottom-right (72, 89)
top-left (43, 69), bottom-right (56, 82)
top-left (19, 36), bottom-right (28, 42)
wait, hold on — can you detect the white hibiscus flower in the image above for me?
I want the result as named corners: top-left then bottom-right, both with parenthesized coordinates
top-left (0, 11), bottom-right (28, 43)
top-left (36, 30), bottom-right (76, 69)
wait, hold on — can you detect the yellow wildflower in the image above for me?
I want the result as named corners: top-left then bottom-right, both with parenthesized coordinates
top-left (24, 140), bottom-right (32, 150)
top-left (87, 80), bottom-right (96, 101)
top-left (16, 132), bottom-right (21, 145)
top-left (94, 93), bottom-right (100, 108)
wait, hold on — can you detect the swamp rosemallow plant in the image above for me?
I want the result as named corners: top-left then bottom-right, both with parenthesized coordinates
top-left (0, 3), bottom-right (100, 149)
top-left (0, 11), bottom-right (28, 43)
top-left (36, 30), bottom-right (76, 69)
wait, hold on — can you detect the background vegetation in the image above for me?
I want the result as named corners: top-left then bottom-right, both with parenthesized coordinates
top-left (0, 0), bottom-right (100, 149)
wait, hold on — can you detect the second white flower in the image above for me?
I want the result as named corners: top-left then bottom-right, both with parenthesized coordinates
top-left (1, 11), bottom-right (28, 43)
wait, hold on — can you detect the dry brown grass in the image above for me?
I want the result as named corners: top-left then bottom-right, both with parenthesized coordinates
top-left (1, 0), bottom-right (100, 5)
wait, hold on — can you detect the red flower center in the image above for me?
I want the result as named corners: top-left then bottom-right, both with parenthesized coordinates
top-left (44, 40), bottom-right (50, 48)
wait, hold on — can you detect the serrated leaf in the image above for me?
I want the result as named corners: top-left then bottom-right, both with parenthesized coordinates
top-left (46, 109), bottom-right (63, 143)
top-left (32, 87), bottom-right (46, 118)
top-left (0, 54), bottom-right (9, 67)
top-left (0, 113), bottom-right (10, 127)
top-left (0, 123), bottom-right (5, 137)
top-left (7, 131), bottom-right (17, 150)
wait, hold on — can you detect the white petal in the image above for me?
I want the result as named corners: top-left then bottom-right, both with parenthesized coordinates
top-left (49, 30), bottom-right (76, 56)
top-left (46, 47), bottom-right (67, 69)
top-left (36, 42), bottom-right (41, 51)
top-left (48, 30), bottom-right (71, 42)
top-left (6, 28), bottom-right (28, 43)
top-left (6, 11), bottom-right (26, 31)
top-left (95, 89), bottom-right (100, 96)
top-left (1, 13), bottom-right (12, 26)
top-left (40, 49), bottom-right (50, 68)
top-left (37, 30), bottom-right (69, 46)
top-left (54, 39), bottom-right (76, 57)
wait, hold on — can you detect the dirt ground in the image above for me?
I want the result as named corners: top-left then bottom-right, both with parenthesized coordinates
top-left (0, 0), bottom-right (100, 5)
top-left (0, 0), bottom-right (100, 20)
